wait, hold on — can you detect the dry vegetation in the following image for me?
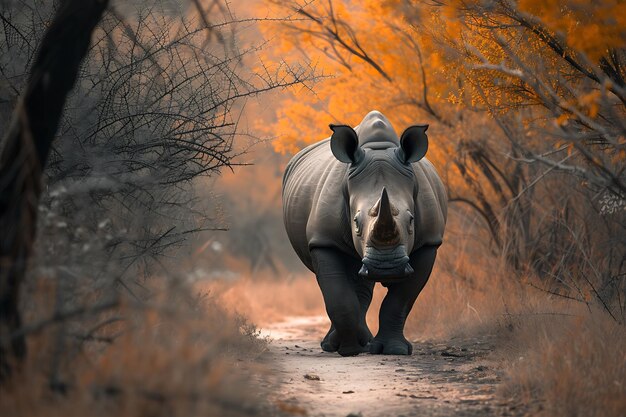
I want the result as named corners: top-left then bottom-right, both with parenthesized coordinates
top-left (498, 309), bottom-right (626, 417)
top-left (0, 1), bottom-right (311, 415)
top-left (1, 277), bottom-right (272, 417)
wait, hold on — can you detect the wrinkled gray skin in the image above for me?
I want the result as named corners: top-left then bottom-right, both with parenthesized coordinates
top-left (283, 111), bottom-right (447, 356)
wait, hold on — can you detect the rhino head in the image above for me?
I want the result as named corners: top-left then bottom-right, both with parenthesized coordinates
top-left (329, 112), bottom-right (428, 282)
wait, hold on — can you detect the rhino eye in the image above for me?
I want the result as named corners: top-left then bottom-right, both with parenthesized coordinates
top-left (408, 211), bottom-right (414, 234)
top-left (354, 211), bottom-right (362, 236)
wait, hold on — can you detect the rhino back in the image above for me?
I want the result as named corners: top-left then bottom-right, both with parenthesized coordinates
top-left (411, 158), bottom-right (448, 248)
top-left (282, 139), bottom-right (354, 271)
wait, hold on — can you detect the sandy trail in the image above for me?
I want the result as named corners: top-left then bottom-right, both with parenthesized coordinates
top-left (260, 315), bottom-right (519, 417)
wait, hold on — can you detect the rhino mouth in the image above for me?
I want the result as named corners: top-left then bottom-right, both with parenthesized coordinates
top-left (358, 245), bottom-right (413, 282)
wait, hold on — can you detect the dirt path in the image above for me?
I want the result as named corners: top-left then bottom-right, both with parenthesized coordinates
top-left (260, 315), bottom-right (519, 417)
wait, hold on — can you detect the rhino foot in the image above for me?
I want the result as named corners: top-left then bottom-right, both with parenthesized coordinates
top-left (369, 336), bottom-right (413, 355)
top-left (321, 327), bottom-right (371, 356)
top-left (320, 332), bottom-right (338, 352)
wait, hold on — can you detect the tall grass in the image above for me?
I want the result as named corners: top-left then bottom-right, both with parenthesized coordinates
top-left (201, 272), bottom-right (325, 326)
top-left (0, 276), bottom-right (272, 417)
top-left (498, 308), bottom-right (626, 417)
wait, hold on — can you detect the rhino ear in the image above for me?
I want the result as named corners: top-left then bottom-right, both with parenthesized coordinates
top-left (329, 124), bottom-right (363, 163)
top-left (398, 124), bottom-right (428, 163)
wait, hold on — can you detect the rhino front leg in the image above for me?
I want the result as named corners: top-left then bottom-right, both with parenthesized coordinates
top-left (311, 248), bottom-right (370, 356)
top-left (320, 323), bottom-right (335, 350)
top-left (371, 246), bottom-right (437, 355)
top-left (321, 271), bottom-right (374, 352)
top-left (353, 275), bottom-right (375, 342)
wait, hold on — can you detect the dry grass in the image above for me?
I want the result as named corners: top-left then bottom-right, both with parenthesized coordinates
top-left (200, 273), bottom-right (325, 326)
top-left (410, 238), bottom-right (626, 417)
top-left (0, 277), bottom-right (273, 417)
top-left (497, 307), bottom-right (626, 417)
top-left (402, 243), bottom-right (519, 340)
top-left (411, 236), bottom-right (626, 416)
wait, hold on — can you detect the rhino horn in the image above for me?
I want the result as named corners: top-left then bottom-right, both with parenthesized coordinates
top-left (370, 187), bottom-right (400, 246)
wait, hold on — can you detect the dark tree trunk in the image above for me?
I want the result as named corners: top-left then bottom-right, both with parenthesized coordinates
top-left (0, 0), bottom-right (109, 381)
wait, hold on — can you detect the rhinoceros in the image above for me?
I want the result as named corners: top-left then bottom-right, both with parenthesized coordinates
top-left (282, 110), bottom-right (447, 356)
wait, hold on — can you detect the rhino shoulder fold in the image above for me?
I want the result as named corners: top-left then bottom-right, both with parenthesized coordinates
top-left (282, 138), bottom-right (354, 269)
top-left (283, 138), bottom-right (330, 187)
top-left (411, 158), bottom-right (448, 247)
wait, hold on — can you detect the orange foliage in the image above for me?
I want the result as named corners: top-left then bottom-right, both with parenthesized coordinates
top-left (255, 0), bottom-right (456, 159)
top-left (255, 0), bottom-right (624, 157)
top-left (518, 0), bottom-right (626, 61)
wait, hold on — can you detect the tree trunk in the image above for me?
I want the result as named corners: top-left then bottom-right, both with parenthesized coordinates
top-left (0, 0), bottom-right (109, 381)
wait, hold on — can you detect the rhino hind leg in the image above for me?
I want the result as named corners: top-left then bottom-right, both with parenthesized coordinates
top-left (311, 248), bottom-right (371, 356)
top-left (371, 246), bottom-right (437, 355)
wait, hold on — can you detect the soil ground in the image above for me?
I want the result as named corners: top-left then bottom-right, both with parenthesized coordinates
top-left (259, 315), bottom-right (524, 417)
